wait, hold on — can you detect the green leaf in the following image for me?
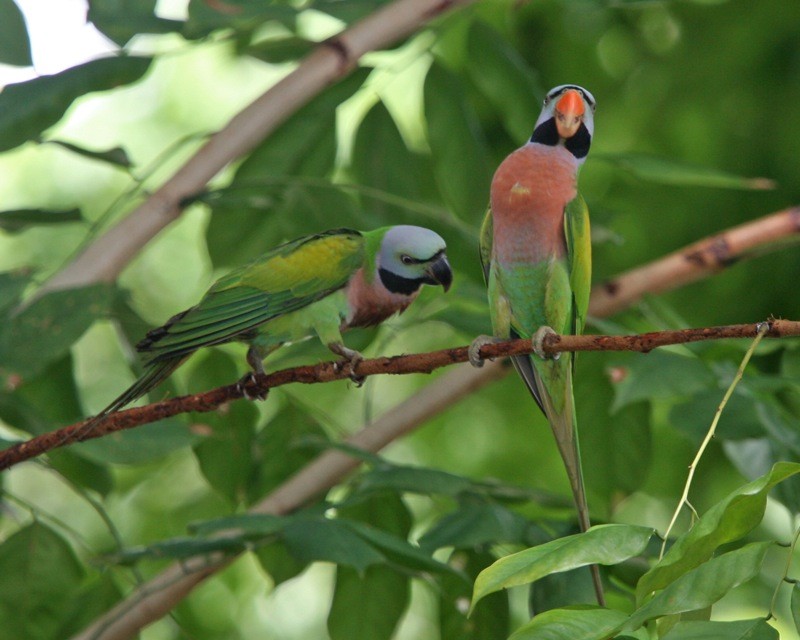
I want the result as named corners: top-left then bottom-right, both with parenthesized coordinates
top-left (611, 351), bottom-right (715, 412)
top-left (0, 208), bottom-right (83, 233)
top-left (637, 462), bottom-right (800, 601)
top-left (184, 0), bottom-right (298, 40)
top-left (670, 389), bottom-right (763, 444)
top-left (190, 351), bottom-right (259, 504)
top-left (626, 542), bottom-right (772, 631)
top-left (357, 464), bottom-right (475, 497)
top-left (56, 574), bottom-right (124, 638)
top-left (793, 581), bottom-right (800, 637)
top-left (471, 525), bottom-right (654, 611)
top-left (419, 502), bottom-right (537, 552)
top-left (247, 401), bottom-right (330, 504)
top-left (206, 70), bottom-right (369, 267)
top-left (576, 354), bottom-right (652, 505)
top-left (47, 139), bottom-right (133, 168)
top-left (88, 0), bottom-right (182, 45)
top-left (595, 153), bottom-right (776, 190)
top-left (346, 520), bottom-right (452, 574)
top-left (466, 21), bottom-right (541, 141)
top-left (424, 62), bottom-right (492, 221)
top-left (282, 517), bottom-right (386, 573)
top-left (0, 353), bottom-right (85, 438)
top-left (508, 606), bottom-right (628, 640)
top-left (247, 36), bottom-right (315, 63)
top-left (0, 284), bottom-right (115, 381)
top-left (71, 417), bottom-right (197, 464)
top-left (440, 550), bottom-right (510, 640)
top-left (0, 56), bottom-right (152, 152)
top-left (0, 0), bottom-right (32, 66)
top-left (255, 542), bottom-right (306, 586)
top-left (0, 269), bottom-right (30, 314)
top-left (661, 618), bottom-right (777, 639)
top-left (189, 513), bottom-right (287, 538)
top-left (113, 536), bottom-right (245, 564)
top-left (48, 450), bottom-right (114, 496)
top-left (350, 99), bottom-right (481, 281)
top-left (0, 522), bottom-right (84, 640)
top-left (351, 100), bottom-right (438, 223)
top-left (318, 0), bottom-right (395, 23)
top-left (328, 565), bottom-right (409, 640)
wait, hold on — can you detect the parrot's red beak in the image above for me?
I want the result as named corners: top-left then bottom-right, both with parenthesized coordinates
top-left (554, 89), bottom-right (585, 139)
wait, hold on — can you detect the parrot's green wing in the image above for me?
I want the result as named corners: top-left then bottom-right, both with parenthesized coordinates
top-left (478, 207), bottom-right (493, 283)
top-left (139, 229), bottom-right (364, 363)
top-left (564, 193), bottom-right (591, 335)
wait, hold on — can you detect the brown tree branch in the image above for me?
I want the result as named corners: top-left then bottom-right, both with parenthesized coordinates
top-left (4, 319), bottom-right (798, 472)
top-left (37, 0), bottom-right (475, 296)
top-left (590, 206), bottom-right (800, 317)
top-left (50, 204), bottom-right (800, 639)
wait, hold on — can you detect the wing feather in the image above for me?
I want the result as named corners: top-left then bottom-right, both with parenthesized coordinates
top-left (140, 229), bottom-right (364, 363)
top-left (564, 194), bottom-right (591, 334)
top-left (478, 207), bottom-right (493, 283)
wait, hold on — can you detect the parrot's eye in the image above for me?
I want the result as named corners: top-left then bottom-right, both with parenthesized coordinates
top-left (400, 254), bottom-right (415, 265)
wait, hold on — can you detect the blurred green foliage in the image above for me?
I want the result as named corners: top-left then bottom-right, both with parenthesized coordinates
top-left (0, 0), bottom-right (799, 638)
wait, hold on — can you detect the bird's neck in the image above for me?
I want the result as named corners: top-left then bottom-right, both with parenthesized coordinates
top-left (490, 143), bottom-right (579, 264)
top-left (345, 267), bottom-right (416, 328)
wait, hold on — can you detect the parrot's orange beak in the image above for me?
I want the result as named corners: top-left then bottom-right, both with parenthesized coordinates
top-left (554, 89), bottom-right (585, 139)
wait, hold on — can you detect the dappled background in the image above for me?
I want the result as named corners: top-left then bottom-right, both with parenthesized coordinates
top-left (1, 0), bottom-right (800, 638)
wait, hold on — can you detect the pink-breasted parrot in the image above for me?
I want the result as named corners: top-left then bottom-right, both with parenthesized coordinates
top-left (473, 85), bottom-right (602, 603)
top-left (93, 225), bottom-right (452, 418)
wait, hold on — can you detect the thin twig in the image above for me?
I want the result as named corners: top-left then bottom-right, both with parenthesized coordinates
top-left (659, 322), bottom-right (771, 558)
top-left (3, 320), bottom-right (798, 472)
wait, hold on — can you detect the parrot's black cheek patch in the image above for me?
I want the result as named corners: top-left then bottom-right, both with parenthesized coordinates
top-left (530, 119), bottom-right (560, 146)
top-left (565, 124), bottom-right (591, 159)
top-left (378, 268), bottom-right (423, 296)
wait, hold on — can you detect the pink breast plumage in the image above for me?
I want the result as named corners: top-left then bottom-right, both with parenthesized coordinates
top-left (344, 267), bottom-right (416, 328)
top-left (491, 143), bottom-right (578, 265)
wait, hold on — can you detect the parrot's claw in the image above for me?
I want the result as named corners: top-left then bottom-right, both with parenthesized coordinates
top-left (330, 343), bottom-right (366, 386)
top-left (236, 372), bottom-right (269, 401)
top-left (468, 335), bottom-right (501, 368)
top-left (533, 326), bottom-right (560, 360)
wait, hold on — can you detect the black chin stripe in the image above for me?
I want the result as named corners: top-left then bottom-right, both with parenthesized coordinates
top-left (378, 268), bottom-right (423, 296)
top-left (565, 123), bottom-right (591, 159)
top-left (530, 119), bottom-right (560, 146)
top-left (529, 118), bottom-right (591, 159)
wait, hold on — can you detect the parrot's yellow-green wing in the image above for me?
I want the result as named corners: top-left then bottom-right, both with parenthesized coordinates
top-left (564, 194), bottom-right (591, 335)
top-left (139, 229), bottom-right (364, 362)
top-left (478, 207), bottom-right (493, 283)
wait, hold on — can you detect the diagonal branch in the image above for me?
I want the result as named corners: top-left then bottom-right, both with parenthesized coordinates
top-left (4, 319), bottom-right (799, 471)
top-left (590, 206), bottom-right (800, 316)
top-left (37, 0), bottom-right (475, 295)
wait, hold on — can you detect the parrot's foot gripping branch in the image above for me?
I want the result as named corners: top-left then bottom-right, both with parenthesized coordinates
top-left (467, 335), bottom-right (502, 368)
top-left (329, 343), bottom-right (366, 386)
top-left (236, 372), bottom-right (269, 401)
top-left (532, 326), bottom-right (560, 360)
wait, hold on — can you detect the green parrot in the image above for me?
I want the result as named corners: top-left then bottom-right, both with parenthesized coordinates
top-left (94, 225), bottom-right (452, 418)
top-left (472, 85), bottom-right (602, 603)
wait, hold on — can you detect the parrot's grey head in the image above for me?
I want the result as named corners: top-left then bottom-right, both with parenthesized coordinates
top-left (530, 84), bottom-right (595, 162)
top-left (377, 225), bottom-right (453, 296)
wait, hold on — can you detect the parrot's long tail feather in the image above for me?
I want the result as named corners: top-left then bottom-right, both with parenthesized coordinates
top-left (62, 358), bottom-right (184, 448)
top-left (513, 354), bottom-right (606, 606)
